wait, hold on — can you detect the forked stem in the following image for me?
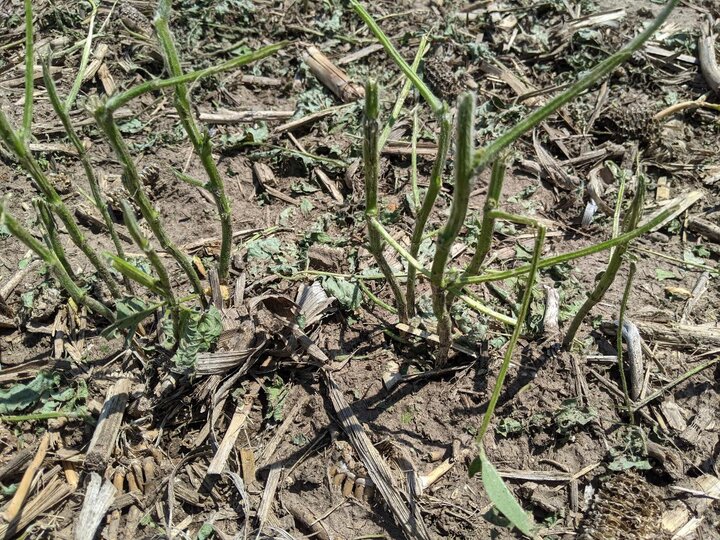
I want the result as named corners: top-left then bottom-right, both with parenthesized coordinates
top-left (431, 93), bottom-right (475, 366)
top-left (0, 107), bottom-right (122, 298)
top-left (563, 176), bottom-right (646, 348)
top-left (0, 203), bottom-right (113, 320)
top-left (406, 108), bottom-right (451, 317)
top-left (155, 0), bottom-right (233, 282)
top-left (93, 101), bottom-right (207, 306)
top-left (364, 81), bottom-right (409, 323)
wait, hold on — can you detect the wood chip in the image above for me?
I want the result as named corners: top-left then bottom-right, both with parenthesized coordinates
top-left (324, 370), bottom-right (431, 540)
top-left (86, 378), bottom-right (132, 472)
top-left (74, 472), bottom-right (117, 540)
top-left (303, 46), bottom-right (364, 103)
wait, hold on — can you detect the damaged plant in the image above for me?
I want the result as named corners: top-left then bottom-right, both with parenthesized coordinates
top-left (354, 0), bottom-right (680, 535)
top-left (0, 1), bottom-right (284, 367)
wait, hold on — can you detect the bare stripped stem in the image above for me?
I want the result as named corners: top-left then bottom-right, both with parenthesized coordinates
top-left (0, 203), bottom-right (113, 320)
top-left (378, 33), bottom-right (431, 150)
top-left (406, 109), bottom-right (451, 316)
top-left (93, 101), bottom-right (207, 307)
top-left (364, 81), bottom-right (409, 323)
top-left (477, 226), bottom-right (546, 442)
top-left (155, 0), bottom-right (233, 282)
top-left (41, 60), bottom-right (128, 267)
top-left (455, 197), bottom-right (686, 287)
top-left (104, 42), bottom-right (286, 114)
top-left (350, 0), bottom-right (443, 116)
top-left (431, 93), bottom-right (475, 365)
top-left (563, 176), bottom-right (645, 348)
top-left (22, 0), bottom-right (33, 139)
top-left (464, 158), bottom-right (507, 277)
top-left (33, 199), bottom-right (74, 278)
top-left (475, 226), bottom-right (545, 445)
top-left (121, 202), bottom-right (176, 307)
top-left (617, 261), bottom-right (636, 424)
top-left (0, 108), bottom-right (123, 299)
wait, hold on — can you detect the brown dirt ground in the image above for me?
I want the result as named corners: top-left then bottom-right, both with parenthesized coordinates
top-left (1, 0), bottom-right (719, 539)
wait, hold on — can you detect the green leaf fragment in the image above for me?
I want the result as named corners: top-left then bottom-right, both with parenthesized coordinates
top-left (173, 305), bottom-right (223, 371)
top-left (0, 372), bottom-right (60, 414)
top-left (478, 448), bottom-right (536, 537)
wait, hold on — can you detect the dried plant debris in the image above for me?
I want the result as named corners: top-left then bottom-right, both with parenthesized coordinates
top-left (578, 472), bottom-right (665, 540)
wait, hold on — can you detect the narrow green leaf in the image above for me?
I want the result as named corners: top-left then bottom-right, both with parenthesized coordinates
top-left (105, 253), bottom-right (166, 295)
top-left (480, 448), bottom-right (536, 537)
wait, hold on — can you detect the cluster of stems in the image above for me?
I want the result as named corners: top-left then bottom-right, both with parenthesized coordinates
top-left (355, 0), bottom-right (679, 368)
top-left (0, 3), bottom-right (284, 326)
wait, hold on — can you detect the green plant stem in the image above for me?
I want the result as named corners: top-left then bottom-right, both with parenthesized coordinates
top-left (0, 108), bottom-right (122, 299)
top-left (34, 199), bottom-right (74, 278)
top-left (563, 177), bottom-right (645, 348)
top-left (22, 0), bottom-right (33, 139)
top-left (477, 226), bottom-right (546, 443)
top-left (155, 1), bottom-right (232, 282)
top-left (0, 204), bottom-right (113, 320)
top-left (469, 0), bottom-right (678, 177)
top-left (406, 108), bottom-right (451, 317)
top-left (364, 80), bottom-right (408, 322)
top-left (463, 159), bottom-right (507, 278)
top-left (617, 261), bottom-right (636, 424)
top-left (608, 163), bottom-right (626, 260)
top-left (65, 0), bottom-right (97, 109)
top-left (0, 410), bottom-right (89, 423)
top-left (410, 108), bottom-right (420, 209)
top-left (455, 197), bottom-right (685, 287)
top-left (369, 217), bottom-right (513, 325)
top-left (350, 0), bottom-right (443, 116)
top-left (42, 60), bottom-right (129, 274)
top-left (93, 103), bottom-right (207, 306)
top-left (105, 42), bottom-right (286, 113)
top-left (378, 33), bottom-right (430, 149)
top-left (631, 357), bottom-right (719, 412)
top-left (357, 279), bottom-right (398, 314)
top-left (121, 201), bottom-right (175, 305)
top-left (431, 93), bottom-right (475, 365)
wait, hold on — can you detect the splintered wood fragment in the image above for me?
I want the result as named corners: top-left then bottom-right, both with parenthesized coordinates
top-left (542, 284), bottom-right (560, 337)
top-left (687, 215), bottom-right (720, 244)
top-left (97, 63), bottom-right (116, 96)
top-left (633, 320), bottom-right (720, 347)
top-left (255, 462), bottom-right (283, 531)
top-left (681, 271), bottom-right (710, 324)
top-left (338, 43), bottom-right (384, 65)
top-left (252, 162), bottom-right (299, 206)
top-left (324, 370), bottom-right (431, 540)
top-left (645, 44), bottom-right (698, 65)
top-left (0, 476), bottom-right (74, 538)
top-left (1, 253), bottom-right (40, 300)
top-left (257, 394), bottom-right (309, 469)
top-left (699, 18), bottom-right (720, 94)
top-left (82, 43), bottom-right (109, 82)
top-left (74, 472), bottom-right (117, 540)
top-left (420, 459), bottom-right (454, 490)
top-left (382, 140), bottom-right (438, 156)
top-left (0, 447), bottom-right (33, 483)
top-left (240, 448), bottom-right (256, 486)
top-left (287, 133), bottom-right (344, 203)
top-left (240, 74), bottom-right (283, 87)
top-left (303, 46), bottom-right (364, 103)
top-left (679, 406), bottom-right (714, 446)
top-left (555, 8), bottom-right (625, 38)
top-left (396, 323), bottom-right (479, 359)
top-left (86, 378), bottom-right (132, 472)
top-left (206, 382), bottom-right (260, 476)
top-left (274, 103), bottom-right (350, 133)
top-left (2, 432), bottom-right (50, 522)
top-left (198, 109), bottom-right (294, 124)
